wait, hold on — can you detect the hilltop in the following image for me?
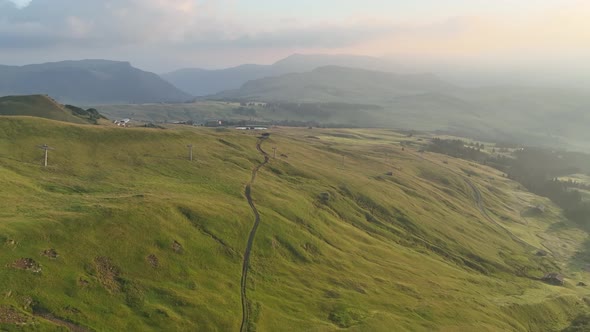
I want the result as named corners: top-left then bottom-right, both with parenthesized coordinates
top-left (0, 60), bottom-right (192, 104)
top-left (0, 117), bottom-right (590, 330)
top-left (0, 95), bottom-right (107, 124)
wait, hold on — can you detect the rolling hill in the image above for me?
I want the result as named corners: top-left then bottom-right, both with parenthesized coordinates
top-left (0, 60), bottom-right (192, 104)
top-left (0, 95), bottom-right (106, 124)
top-left (1, 116), bottom-right (590, 330)
top-left (212, 66), bottom-right (455, 104)
top-left (162, 54), bottom-right (395, 96)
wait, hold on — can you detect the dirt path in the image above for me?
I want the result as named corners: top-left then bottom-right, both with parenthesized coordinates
top-left (463, 177), bottom-right (532, 248)
top-left (408, 150), bottom-right (533, 249)
top-left (240, 138), bottom-right (269, 332)
top-left (34, 311), bottom-right (91, 332)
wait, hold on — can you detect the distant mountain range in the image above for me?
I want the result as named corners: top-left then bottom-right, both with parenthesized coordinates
top-left (3, 55), bottom-right (590, 151)
top-left (0, 60), bottom-right (192, 104)
top-left (211, 65), bottom-right (454, 103)
top-left (162, 54), bottom-right (395, 96)
top-left (208, 65), bottom-right (590, 148)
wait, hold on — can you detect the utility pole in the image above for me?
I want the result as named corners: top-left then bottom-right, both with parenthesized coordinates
top-left (272, 147), bottom-right (277, 159)
top-left (187, 144), bottom-right (193, 161)
top-left (37, 144), bottom-right (54, 167)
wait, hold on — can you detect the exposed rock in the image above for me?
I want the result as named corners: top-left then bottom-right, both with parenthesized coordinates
top-left (20, 296), bottom-right (33, 311)
top-left (0, 305), bottom-right (30, 324)
top-left (78, 278), bottom-right (90, 288)
top-left (541, 272), bottom-right (564, 286)
top-left (536, 250), bottom-right (548, 257)
top-left (93, 257), bottom-right (121, 293)
top-left (147, 254), bottom-right (159, 268)
top-left (10, 258), bottom-right (41, 273)
top-left (41, 249), bottom-right (58, 259)
top-left (172, 241), bottom-right (184, 254)
top-left (318, 192), bottom-right (331, 203)
top-left (63, 306), bottom-right (82, 315)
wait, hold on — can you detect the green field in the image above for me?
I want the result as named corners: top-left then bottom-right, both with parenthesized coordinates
top-left (558, 174), bottom-right (590, 186)
top-left (1, 117), bottom-right (590, 331)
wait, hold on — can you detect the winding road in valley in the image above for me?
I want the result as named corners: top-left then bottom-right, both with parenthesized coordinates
top-left (240, 138), bottom-right (270, 332)
top-left (463, 177), bottom-right (532, 248)
top-left (409, 149), bottom-right (533, 248)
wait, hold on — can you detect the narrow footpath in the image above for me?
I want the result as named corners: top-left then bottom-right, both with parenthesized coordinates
top-left (33, 311), bottom-right (91, 332)
top-left (409, 149), bottom-right (533, 249)
top-left (240, 138), bottom-right (269, 332)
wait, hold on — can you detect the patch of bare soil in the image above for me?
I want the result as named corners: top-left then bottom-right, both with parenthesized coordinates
top-left (0, 305), bottom-right (30, 324)
top-left (35, 311), bottom-right (91, 332)
top-left (10, 258), bottom-right (41, 273)
top-left (78, 277), bottom-right (90, 288)
top-left (172, 240), bottom-right (184, 254)
top-left (147, 254), bottom-right (159, 268)
top-left (41, 249), bottom-right (58, 259)
top-left (93, 257), bottom-right (121, 293)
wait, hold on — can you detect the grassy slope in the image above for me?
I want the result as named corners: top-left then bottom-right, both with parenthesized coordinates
top-left (0, 95), bottom-right (88, 125)
top-left (0, 118), bottom-right (589, 331)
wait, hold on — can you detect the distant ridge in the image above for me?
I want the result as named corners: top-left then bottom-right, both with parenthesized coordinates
top-left (162, 53), bottom-right (396, 96)
top-left (0, 60), bottom-right (192, 104)
top-left (211, 65), bottom-right (454, 103)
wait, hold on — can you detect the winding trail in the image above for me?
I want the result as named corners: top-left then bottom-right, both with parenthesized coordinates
top-left (408, 150), bottom-right (533, 249)
top-left (240, 138), bottom-right (269, 332)
top-left (33, 311), bottom-right (91, 332)
top-left (463, 177), bottom-right (532, 248)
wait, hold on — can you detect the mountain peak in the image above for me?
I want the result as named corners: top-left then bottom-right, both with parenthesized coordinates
top-left (0, 60), bottom-right (191, 104)
top-left (162, 53), bottom-right (401, 96)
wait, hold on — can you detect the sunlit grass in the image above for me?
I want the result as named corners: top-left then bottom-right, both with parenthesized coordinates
top-left (0, 118), bottom-right (588, 331)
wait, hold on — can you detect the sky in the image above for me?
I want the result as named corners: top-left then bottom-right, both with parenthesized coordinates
top-left (0, 0), bottom-right (589, 77)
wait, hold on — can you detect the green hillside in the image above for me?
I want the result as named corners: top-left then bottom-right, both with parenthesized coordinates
top-left (1, 117), bottom-right (590, 331)
top-left (0, 95), bottom-right (105, 125)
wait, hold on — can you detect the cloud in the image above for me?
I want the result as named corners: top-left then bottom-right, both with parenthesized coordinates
top-left (6, 0), bottom-right (29, 8)
top-left (0, 0), bottom-right (588, 71)
top-left (0, 0), bottom-right (394, 52)
top-left (0, 0), bottom-right (210, 47)
top-left (355, 2), bottom-right (590, 62)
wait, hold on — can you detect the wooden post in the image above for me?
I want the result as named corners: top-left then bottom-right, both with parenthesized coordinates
top-left (272, 147), bottom-right (277, 159)
top-left (37, 144), bottom-right (54, 167)
top-left (187, 144), bottom-right (193, 161)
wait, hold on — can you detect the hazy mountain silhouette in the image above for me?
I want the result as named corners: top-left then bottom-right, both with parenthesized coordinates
top-left (0, 60), bottom-right (192, 104)
top-left (162, 54), bottom-right (396, 96)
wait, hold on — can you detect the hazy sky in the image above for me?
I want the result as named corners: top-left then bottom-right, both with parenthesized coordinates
top-left (1, 0), bottom-right (589, 74)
